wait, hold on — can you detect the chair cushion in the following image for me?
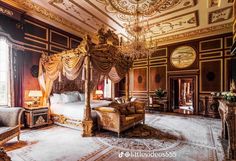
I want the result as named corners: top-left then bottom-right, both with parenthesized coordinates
top-left (0, 126), bottom-right (19, 142)
top-left (123, 116), bottom-right (135, 125)
top-left (128, 114), bottom-right (144, 122)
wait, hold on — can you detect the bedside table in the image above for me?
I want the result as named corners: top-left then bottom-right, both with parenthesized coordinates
top-left (24, 106), bottom-right (49, 128)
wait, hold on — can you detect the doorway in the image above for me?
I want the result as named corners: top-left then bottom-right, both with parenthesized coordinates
top-left (169, 76), bottom-right (197, 114)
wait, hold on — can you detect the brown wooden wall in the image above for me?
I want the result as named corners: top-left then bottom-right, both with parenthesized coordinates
top-left (118, 33), bottom-right (234, 115)
top-left (0, 2), bottom-right (82, 106)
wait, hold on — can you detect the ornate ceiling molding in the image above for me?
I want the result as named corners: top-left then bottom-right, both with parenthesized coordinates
top-left (104, 0), bottom-right (182, 16)
top-left (85, 0), bottom-right (124, 28)
top-left (209, 6), bottom-right (233, 24)
top-left (10, 0), bottom-right (95, 39)
top-left (49, 0), bottom-right (117, 31)
top-left (146, 11), bottom-right (198, 39)
top-left (156, 23), bottom-right (233, 45)
top-left (97, 0), bottom-right (196, 23)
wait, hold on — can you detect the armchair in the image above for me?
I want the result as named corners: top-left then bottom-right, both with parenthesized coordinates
top-left (0, 107), bottom-right (24, 146)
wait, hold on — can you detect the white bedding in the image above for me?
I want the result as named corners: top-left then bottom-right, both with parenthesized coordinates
top-left (50, 100), bottom-right (112, 120)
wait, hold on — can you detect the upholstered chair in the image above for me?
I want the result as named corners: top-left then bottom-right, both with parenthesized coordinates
top-left (0, 107), bottom-right (24, 146)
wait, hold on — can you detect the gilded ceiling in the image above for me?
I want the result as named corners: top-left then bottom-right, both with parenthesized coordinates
top-left (3, 0), bottom-right (234, 44)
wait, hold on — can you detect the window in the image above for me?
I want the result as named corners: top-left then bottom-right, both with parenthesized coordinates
top-left (104, 79), bottom-right (112, 98)
top-left (0, 38), bottom-right (9, 105)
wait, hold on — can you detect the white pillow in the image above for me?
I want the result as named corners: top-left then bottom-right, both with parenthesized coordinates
top-left (130, 97), bottom-right (137, 102)
top-left (63, 91), bottom-right (80, 101)
top-left (61, 93), bottom-right (79, 103)
top-left (61, 93), bottom-right (71, 103)
top-left (50, 94), bottom-right (62, 104)
top-left (79, 93), bottom-right (85, 101)
top-left (68, 94), bottom-right (79, 102)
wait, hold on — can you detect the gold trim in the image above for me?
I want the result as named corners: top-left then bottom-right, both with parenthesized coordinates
top-left (49, 45), bottom-right (67, 53)
top-left (83, 0), bottom-right (124, 28)
top-left (50, 30), bottom-right (69, 48)
top-left (132, 66), bottom-right (148, 92)
top-left (224, 57), bottom-right (236, 91)
top-left (225, 50), bottom-right (232, 57)
top-left (150, 58), bottom-right (167, 65)
top-left (144, 11), bottom-right (199, 40)
top-left (199, 51), bottom-right (223, 60)
top-left (0, 5), bottom-right (13, 16)
top-left (149, 48), bottom-right (167, 59)
top-left (24, 37), bottom-right (48, 49)
top-left (25, 20), bottom-right (49, 41)
top-left (149, 64), bottom-right (167, 91)
top-left (224, 36), bottom-right (233, 49)
top-left (23, 47), bottom-right (45, 54)
top-left (200, 59), bottom-right (223, 93)
top-left (208, 6), bottom-right (233, 24)
top-left (69, 0), bottom-right (116, 31)
top-left (168, 69), bottom-right (199, 74)
top-left (133, 61), bottom-right (148, 66)
top-left (199, 38), bottom-right (223, 52)
top-left (156, 23), bottom-right (232, 46)
top-left (11, 0), bottom-right (92, 38)
top-left (70, 38), bottom-right (81, 48)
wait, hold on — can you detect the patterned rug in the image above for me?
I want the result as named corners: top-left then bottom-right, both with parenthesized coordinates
top-left (4, 113), bottom-right (225, 161)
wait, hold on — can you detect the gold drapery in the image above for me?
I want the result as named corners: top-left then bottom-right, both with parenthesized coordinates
top-left (38, 49), bottom-right (85, 105)
top-left (90, 44), bottom-right (132, 83)
top-left (38, 38), bottom-right (132, 106)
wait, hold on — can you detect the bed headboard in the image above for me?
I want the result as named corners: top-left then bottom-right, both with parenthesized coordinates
top-left (52, 76), bottom-right (84, 94)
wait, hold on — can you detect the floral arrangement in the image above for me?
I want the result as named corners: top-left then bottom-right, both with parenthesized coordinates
top-left (221, 91), bottom-right (236, 102)
top-left (210, 92), bottom-right (221, 97)
top-left (155, 88), bottom-right (166, 99)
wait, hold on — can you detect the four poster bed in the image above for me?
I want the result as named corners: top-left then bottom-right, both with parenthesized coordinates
top-left (38, 29), bottom-right (132, 136)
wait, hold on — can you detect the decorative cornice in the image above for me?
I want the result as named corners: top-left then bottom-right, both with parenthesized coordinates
top-left (2, 0), bottom-right (97, 40)
top-left (156, 23), bottom-right (233, 46)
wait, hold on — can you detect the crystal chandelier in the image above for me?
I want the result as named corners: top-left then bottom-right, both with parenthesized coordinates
top-left (118, 1), bottom-right (158, 60)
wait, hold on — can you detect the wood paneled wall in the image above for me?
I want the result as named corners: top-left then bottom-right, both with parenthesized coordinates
top-left (118, 33), bottom-right (234, 115)
top-left (0, 2), bottom-right (82, 105)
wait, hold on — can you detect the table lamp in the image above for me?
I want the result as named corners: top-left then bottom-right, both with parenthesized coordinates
top-left (28, 90), bottom-right (42, 106)
top-left (95, 90), bottom-right (103, 100)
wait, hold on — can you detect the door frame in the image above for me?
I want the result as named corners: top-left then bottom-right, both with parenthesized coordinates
top-left (168, 74), bottom-right (199, 114)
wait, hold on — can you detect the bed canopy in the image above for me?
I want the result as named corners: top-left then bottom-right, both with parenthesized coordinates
top-left (38, 28), bottom-right (132, 136)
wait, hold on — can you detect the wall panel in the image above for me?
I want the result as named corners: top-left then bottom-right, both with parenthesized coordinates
top-left (200, 59), bottom-right (223, 93)
top-left (149, 65), bottom-right (167, 91)
top-left (133, 67), bottom-right (148, 92)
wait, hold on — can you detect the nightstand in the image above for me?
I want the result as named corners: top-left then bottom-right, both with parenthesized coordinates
top-left (24, 106), bottom-right (49, 128)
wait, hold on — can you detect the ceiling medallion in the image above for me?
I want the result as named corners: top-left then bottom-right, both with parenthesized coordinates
top-left (107, 0), bottom-right (181, 16)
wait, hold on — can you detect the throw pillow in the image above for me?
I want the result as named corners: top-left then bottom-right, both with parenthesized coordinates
top-left (118, 104), bottom-right (129, 115)
top-left (126, 103), bottom-right (136, 114)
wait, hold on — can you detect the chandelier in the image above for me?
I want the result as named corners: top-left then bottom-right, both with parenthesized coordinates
top-left (117, 0), bottom-right (158, 60)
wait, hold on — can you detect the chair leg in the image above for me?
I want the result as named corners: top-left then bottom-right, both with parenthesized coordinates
top-left (118, 132), bottom-right (120, 138)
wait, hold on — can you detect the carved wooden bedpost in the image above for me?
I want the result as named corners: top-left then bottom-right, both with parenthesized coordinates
top-left (125, 70), bottom-right (130, 102)
top-left (0, 147), bottom-right (11, 161)
top-left (82, 35), bottom-right (93, 137)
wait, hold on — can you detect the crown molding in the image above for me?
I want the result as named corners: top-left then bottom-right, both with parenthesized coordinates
top-left (156, 23), bottom-right (233, 46)
top-left (1, 0), bottom-right (98, 41)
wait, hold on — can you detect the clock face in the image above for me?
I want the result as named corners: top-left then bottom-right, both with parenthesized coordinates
top-left (170, 46), bottom-right (196, 68)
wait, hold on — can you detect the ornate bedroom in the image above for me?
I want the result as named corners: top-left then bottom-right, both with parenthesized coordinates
top-left (0, 0), bottom-right (236, 161)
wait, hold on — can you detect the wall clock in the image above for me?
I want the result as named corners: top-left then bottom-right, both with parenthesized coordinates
top-left (170, 46), bottom-right (196, 69)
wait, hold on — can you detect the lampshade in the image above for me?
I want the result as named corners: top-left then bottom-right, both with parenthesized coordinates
top-left (28, 90), bottom-right (43, 97)
top-left (95, 90), bottom-right (103, 95)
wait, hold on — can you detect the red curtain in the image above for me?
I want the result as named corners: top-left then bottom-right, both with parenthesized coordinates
top-left (12, 49), bottom-right (24, 107)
